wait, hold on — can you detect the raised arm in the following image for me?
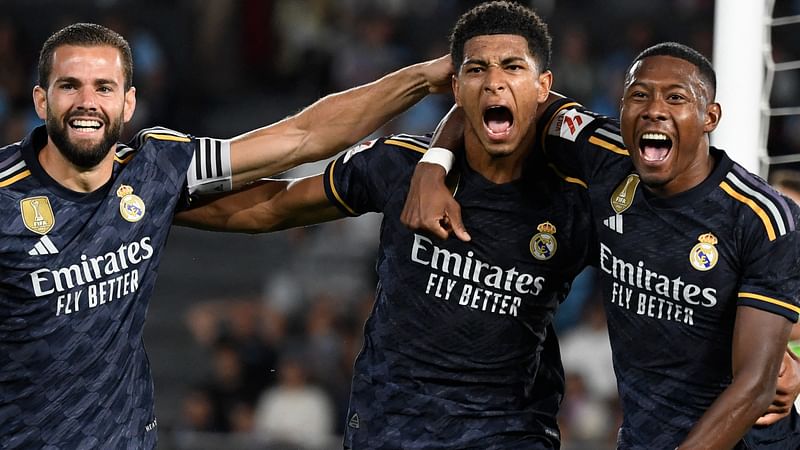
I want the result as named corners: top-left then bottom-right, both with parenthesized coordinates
top-left (229, 56), bottom-right (453, 188)
top-left (400, 105), bottom-right (468, 241)
top-left (678, 307), bottom-right (793, 449)
top-left (174, 174), bottom-right (343, 233)
top-left (400, 91), bottom-right (566, 241)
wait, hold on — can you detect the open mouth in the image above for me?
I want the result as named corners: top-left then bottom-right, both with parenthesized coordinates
top-left (483, 106), bottom-right (514, 139)
top-left (639, 132), bottom-right (672, 162)
top-left (69, 118), bottom-right (103, 133)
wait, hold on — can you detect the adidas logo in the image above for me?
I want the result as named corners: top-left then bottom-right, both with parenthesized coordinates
top-left (28, 235), bottom-right (59, 255)
top-left (348, 413), bottom-right (360, 429)
top-left (603, 214), bottom-right (623, 234)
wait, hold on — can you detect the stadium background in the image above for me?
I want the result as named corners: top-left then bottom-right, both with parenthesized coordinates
top-left (1, 1), bottom-right (798, 449)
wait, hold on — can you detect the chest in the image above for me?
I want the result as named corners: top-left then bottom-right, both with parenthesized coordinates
top-left (590, 175), bottom-right (743, 328)
top-left (0, 159), bottom-right (184, 313)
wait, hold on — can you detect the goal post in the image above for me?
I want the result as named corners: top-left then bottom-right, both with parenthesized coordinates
top-left (712, 0), bottom-right (767, 175)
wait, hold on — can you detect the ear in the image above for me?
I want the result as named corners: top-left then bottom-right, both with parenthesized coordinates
top-left (704, 101), bottom-right (721, 133)
top-left (452, 74), bottom-right (462, 107)
top-left (33, 86), bottom-right (47, 120)
top-left (123, 86), bottom-right (137, 123)
top-left (537, 70), bottom-right (553, 103)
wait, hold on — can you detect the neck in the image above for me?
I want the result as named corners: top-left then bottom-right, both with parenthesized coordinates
top-left (646, 145), bottom-right (716, 198)
top-left (463, 128), bottom-right (535, 184)
top-left (38, 141), bottom-right (115, 193)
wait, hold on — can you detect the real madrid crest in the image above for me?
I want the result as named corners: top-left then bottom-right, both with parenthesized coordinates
top-left (689, 232), bottom-right (718, 271)
top-left (530, 222), bottom-right (558, 261)
top-left (117, 184), bottom-right (145, 222)
top-left (20, 196), bottom-right (55, 234)
top-left (610, 174), bottom-right (640, 214)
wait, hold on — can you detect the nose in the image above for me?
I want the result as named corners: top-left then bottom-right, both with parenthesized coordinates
top-left (641, 96), bottom-right (667, 121)
top-left (483, 65), bottom-right (506, 94)
top-left (75, 87), bottom-right (98, 111)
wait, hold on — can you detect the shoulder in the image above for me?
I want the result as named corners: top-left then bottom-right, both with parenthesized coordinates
top-left (337, 133), bottom-right (430, 169)
top-left (719, 159), bottom-right (797, 242)
top-left (129, 126), bottom-right (192, 146)
top-left (539, 98), bottom-right (628, 165)
top-left (0, 139), bottom-right (31, 193)
top-left (543, 99), bottom-right (620, 139)
top-left (116, 126), bottom-right (196, 168)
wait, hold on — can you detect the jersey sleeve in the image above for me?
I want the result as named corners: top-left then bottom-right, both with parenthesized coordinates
top-left (323, 134), bottom-right (429, 216)
top-left (123, 126), bottom-right (216, 212)
top-left (538, 98), bottom-right (628, 187)
top-left (737, 193), bottom-right (800, 322)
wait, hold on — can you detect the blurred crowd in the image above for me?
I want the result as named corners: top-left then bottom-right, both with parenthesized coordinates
top-left (3, 1), bottom-right (800, 449)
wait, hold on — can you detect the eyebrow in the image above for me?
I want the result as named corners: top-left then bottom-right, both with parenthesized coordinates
top-left (463, 56), bottom-right (530, 66)
top-left (627, 80), bottom-right (691, 91)
top-left (54, 76), bottom-right (120, 87)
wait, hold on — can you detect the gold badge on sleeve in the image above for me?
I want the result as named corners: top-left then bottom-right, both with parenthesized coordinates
top-left (530, 221), bottom-right (558, 261)
top-left (689, 233), bottom-right (719, 271)
top-left (117, 185), bottom-right (146, 222)
top-left (20, 196), bottom-right (55, 235)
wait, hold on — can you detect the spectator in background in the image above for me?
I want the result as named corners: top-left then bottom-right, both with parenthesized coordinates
top-left (771, 169), bottom-right (800, 205)
top-left (253, 348), bottom-right (336, 449)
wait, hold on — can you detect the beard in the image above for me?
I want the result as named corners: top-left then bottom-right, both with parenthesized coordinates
top-left (46, 106), bottom-right (123, 169)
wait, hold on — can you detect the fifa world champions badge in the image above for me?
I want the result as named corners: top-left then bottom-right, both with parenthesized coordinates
top-left (610, 174), bottom-right (640, 214)
top-left (20, 196), bottom-right (55, 234)
top-left (117, 185), bottom-right (146, 222)
top-left (689, 233), bottom-right (719, 271)
top-left (530, 222), bottom-right (557, 261)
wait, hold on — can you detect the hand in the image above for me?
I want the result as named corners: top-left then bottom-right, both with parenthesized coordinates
top-left (420, 55), bottom-right (454, 95)
top-left (400, 162), bottom-right (470, 241)
top-left (755, 347), bottom-right (800, 425)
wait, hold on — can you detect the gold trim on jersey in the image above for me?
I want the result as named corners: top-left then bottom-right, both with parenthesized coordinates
top-left (384, 139), bottom-right (426, 154)
top-left (546, 163), bottom-right (587, 188)
top-left (0, 169), bottom-right (31, 187)
top-left (739, 292), bottom-right (800, 314)
top-left (588, 136), bottom-right (628, 155)
top-left (20, 196), bottom-right (55, 235)
top-left (719, 181), bottom-right (777, 241)
top-left (114, 153), bottom-right (135, 164)
top-left (141, 132), bottom-right (191, 143)
top-left (327, 159), bottom-right (356, 215)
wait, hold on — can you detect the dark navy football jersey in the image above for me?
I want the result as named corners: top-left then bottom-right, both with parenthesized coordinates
top-left (541, 99), bottom-right (800, 449)
top-left (323, 134), bottom-right (591, 449)
top-left (0, 125), bottom-right (227, 449)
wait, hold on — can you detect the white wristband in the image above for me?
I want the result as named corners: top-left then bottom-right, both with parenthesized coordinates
top-left (419, 147), bottom-right (455, 174)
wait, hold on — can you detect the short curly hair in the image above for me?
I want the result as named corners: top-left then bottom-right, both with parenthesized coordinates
top-left (449, 1), bottom-right (552, 73)
top-left (627, 42), bottom-right (716, 101)
top-left (38, 22), bottom-right (133, 90)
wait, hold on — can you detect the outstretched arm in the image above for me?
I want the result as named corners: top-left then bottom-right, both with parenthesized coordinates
top-left (229, 56), bottom-right (453, 188)
top-left (174, 175), bottom-right (343, 233)
top-left (678, 307), bottom-right (792, 449)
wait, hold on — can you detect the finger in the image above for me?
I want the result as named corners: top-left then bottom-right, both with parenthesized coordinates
top-left (779, 353), bottom-right (789, 376)
top-left (755, 411), bottom-right (790, 426)
top-left (765, 401), bottom-right (790, 413)
top-left (427, 217), bottom-right (452, 240)
top-left (445, 201), bottom-right (470, 242)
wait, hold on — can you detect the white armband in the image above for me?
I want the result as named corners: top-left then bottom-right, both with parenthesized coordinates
top-left (186, 137), bottom-right (233, 195)
top-left (419, 147), bottom-right (455, 174)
